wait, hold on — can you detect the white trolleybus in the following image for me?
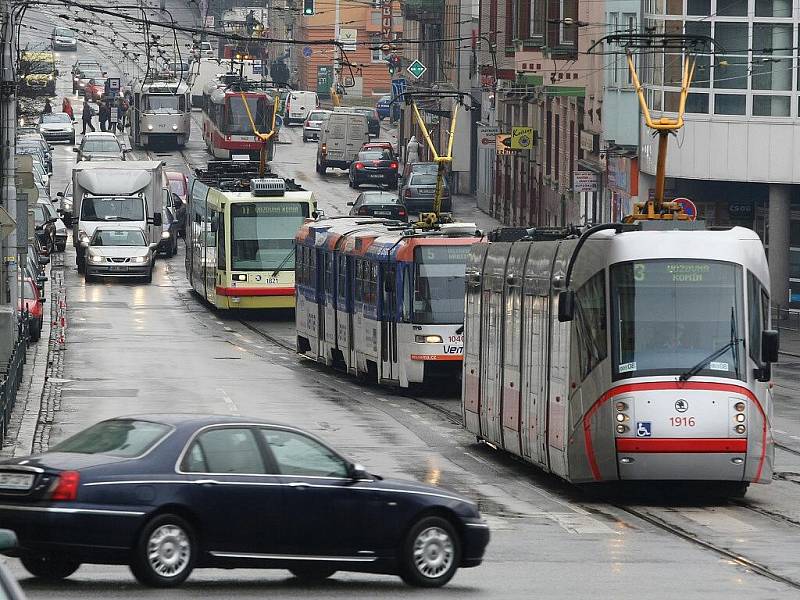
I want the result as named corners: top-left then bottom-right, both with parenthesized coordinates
top-left (186, 161), bottom-right (315, 309)
top-left (463, 222), bottom-right (779, 496)
top-left (295, 218), bottom-right (482, 387)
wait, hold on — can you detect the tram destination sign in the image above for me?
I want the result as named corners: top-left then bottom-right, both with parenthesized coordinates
top-left (233, 202), bottom-right (306, 217)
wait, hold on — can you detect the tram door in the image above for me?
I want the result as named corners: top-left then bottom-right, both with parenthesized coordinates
top-left (463, 245), bottom-right (488, 433)
top-left (379, 263), bottom-right (398, 382)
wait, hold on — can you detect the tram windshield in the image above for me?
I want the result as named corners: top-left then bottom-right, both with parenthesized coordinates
top-left (144, 94), bottom-right (186, 113)
top-left (413, 245), bottom-right (470, 324)
top-left (230, 202), bottom-right (309, 271)
top-left (610, 260), bottom-right (744, 380)
top-left (80, 196), bottom-right (145, 222)
top-left (225, 95), bottom-right (269, 135)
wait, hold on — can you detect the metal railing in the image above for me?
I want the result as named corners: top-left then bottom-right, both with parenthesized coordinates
top-left (0, 318), bottom-right (30, 444)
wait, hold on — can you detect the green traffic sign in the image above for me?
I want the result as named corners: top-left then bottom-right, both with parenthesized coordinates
top-left (407, 59), bottom-right (427, 80)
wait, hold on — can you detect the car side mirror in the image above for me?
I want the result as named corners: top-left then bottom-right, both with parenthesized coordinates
top-left (762, 329), bottom-right (779, 364)
top-left (557, 289), bottom-right (575, 322)
top-left (346, 201), bottom-right (354, 206)
top-left (38, 256), bottom-right (50, 265)
top-left (0, 529), bottom-right (18, 552)
top-left (153, 212), bottom-right (163, 227)
top-left (349, 463), bottom-right (369, 481)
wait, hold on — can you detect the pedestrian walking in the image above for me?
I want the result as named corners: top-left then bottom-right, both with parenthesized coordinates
top-left (117, 95), bottom-right (128, 131)
top-left (62, 97), bottom-right (73, 120)
top-left (405, 135), bottom-right (421, 165)
top-left (245, 9), bottom-right (255, 34)
top-left (98, 101), bottom-right (109, 132)
top-left (81, 99), bottom-right (95, 134)
top-left (42, 99), bottom-right (52, 115)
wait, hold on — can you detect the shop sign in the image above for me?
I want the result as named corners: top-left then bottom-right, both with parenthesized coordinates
top-left (580, 131), bottom-right (598, 154)
top-left (573, 171), bottom-right (598, 193)
top-left (728, 201), bottom-right (754, 219)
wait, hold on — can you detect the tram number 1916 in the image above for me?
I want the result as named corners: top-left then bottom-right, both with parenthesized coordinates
top-left (670, 416), bottom-right (696, 427)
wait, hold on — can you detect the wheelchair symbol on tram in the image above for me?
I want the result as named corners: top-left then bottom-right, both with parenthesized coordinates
top-left (636, 422), bottom-right (652, 438)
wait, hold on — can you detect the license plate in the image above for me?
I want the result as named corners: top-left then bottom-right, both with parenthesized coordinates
top-left (374, 211), bottom-right (391, 216)
top-left (369, 174), bottom-right (383, 179)
top-left (0, 472), bottom-right (34, 490)
top-left (110, 266), bottom-right (128, 272)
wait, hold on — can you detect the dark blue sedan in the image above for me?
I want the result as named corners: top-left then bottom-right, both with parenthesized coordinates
top-left (0, 415), bottom-right (489, 588)
top-left (376, 95), bottom-right (392, 120)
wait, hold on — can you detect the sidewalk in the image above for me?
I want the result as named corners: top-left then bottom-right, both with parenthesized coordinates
top-left (451, 193), bottom-right (503, 234)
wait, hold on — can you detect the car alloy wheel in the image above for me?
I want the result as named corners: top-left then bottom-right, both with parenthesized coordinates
top-left (130, 514), bottom-right (196, 587)
top-left (21, 554), bottom-right (81, 581)
top-left (400, 516), bottom-right (460, 587)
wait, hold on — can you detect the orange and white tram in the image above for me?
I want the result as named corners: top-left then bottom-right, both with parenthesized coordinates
top-left (463, 223), bottom-right (779, 495)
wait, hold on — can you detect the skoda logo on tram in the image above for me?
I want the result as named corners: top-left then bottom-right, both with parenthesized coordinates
top-left (675, 399), bottom-right (689, 413)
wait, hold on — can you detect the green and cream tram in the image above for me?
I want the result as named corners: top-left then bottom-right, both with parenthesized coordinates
top-left (186, 162), bottom-right (315, 309)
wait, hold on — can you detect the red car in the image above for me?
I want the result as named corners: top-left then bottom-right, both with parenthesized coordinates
top-left (164, 170), bottom-right (188, 203)
top-left (84, 78), bottom-right (107, 102)
top-left (19, 277), bottom-right (44, 342)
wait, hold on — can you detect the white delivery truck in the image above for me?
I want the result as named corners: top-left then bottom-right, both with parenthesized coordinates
top-left (285, 91), bottom-right (319, 125)
top-left (72, 160), bottom-right (164, 272)
top-left (315, 111), bottom-right (370, 173)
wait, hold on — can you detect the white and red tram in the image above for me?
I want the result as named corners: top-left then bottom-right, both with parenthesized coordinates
top-left (463, 222), bottom-right (779, 495)
top-left (201, 83), bottom-right (276, 161)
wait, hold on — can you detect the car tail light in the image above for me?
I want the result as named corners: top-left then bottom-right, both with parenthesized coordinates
top-left (50, 470), bottom-right (80, 501)
top-left (355, 162), bottom-right (365, 169)
top-left (321, 143), bottom-right (327, 154)
top-left (304, 120), bottom-right (310, 127)
top-left (390, 162), bottom-right (398, 169)
top-left (398, 208), bottom-right (407, 216)
top-left (358, 206), bottom-right (369, 215)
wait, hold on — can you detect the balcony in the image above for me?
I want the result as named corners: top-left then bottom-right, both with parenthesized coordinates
top-left (403, 0), bottom-right (443, 22)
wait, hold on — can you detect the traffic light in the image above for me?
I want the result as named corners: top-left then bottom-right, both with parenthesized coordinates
top-left (303, 0), bottom-right (314, 15)
top-left (388, 54), bottom-right (400, 75)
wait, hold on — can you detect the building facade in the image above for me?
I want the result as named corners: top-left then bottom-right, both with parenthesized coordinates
top-left (640, 0), bottom-right (799, 308)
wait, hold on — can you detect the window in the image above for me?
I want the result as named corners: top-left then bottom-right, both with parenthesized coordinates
top-left (530, 0), bottom-right (545, 40)
top-left (753, 95), bottom-right (790, 117)
top-left (748, 272), bottom-right (764, 364)
top-left (370, 34), bottom-right (385, 63)
top-left (716, 0), bottom-right (747, 16)
top-left (260, 429), bottom-right (348, 477)
top-left (714, 94), bottom-right (746, 115)
top-left (182, 428), bottom-right (265, 474)
top-left (756, 0), bottom-right (792, 17)
top-left (574, 271), bottom-right (607, 380)
top-left (51, 419), bottom-right (172, 458)
top-left (216, 211), bottom-right (226, 270)
top-left (230, 202), bottom-right (308, 271)
top-left (559, 0), bottom-right (577, 45)
top-left (687, 0), bottom-right (710, 15)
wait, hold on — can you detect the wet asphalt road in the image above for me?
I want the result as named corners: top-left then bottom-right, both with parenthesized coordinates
top-left (9, 3), bottom-right (800, 598)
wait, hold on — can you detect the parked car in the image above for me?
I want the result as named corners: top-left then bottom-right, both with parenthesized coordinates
top-left (38, 112), bottom-right (75, 145)
top-left (348, 149), bottom-right (399, 189)
top-left (84, 226), bottom-right (157, 283)
top-left (38, 200), bottom-right (67, 252)
top-left (52, 26), bottom-right (78, 51)
top-left (302, 109), bottom-right (331, 142)
top-left (74, 132), bottom-right (126, 162)
top-left (20, 278), bottom-right (44, 342)
top-left (28, 159), bottom-right (50, 194)
top-left (0, 531), bottom-right (26, 600)
top-left (0, 414), bottom-right (489, 588)
top-left (400, 172), bottom-right (452, 214)
top-left (32, 204), bottom-right (56, 255)
top-left (158, 205), bottom-right (179, 257)
top-left (316, 112), bottom-right (370, 173)
top-left (336, 106), bottom-right (380, 137)
top-left (348, 191), bottom-right (407, 221)
top-left (25, 243), bottom-right (48, 292)
top-left (164, 171), bottom-right (189, 203)
top-left (17, 136), bottom-right (53, 173)
top-left (376, 95), bottom-right (392, 120)
top-left (56, 181), bottom-right (73, 225)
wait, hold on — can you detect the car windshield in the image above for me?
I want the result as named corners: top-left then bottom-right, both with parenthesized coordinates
top-left (410, 174), bottom-right (446, 187)
top-left (80, 196), bottom-right (145, 221)
top-left (91, 229), bottom-right (146, 246)
top-left (359, 151), bottom-right (390, 161)
top-left (82, 69), bottom-right (102, 78)
top-left (144, 94), bottom-right (185, 113)
top-left (610, 259), bottom-right (744, 380)
top-left (55, 28), bottom-right (75, 37)
top-left (82, 139), bottom-right (121, 153)
top-left (412, 245), bottom-right (471, 324)
top-left (231, 202), bottom-right (309, 271)
top-left (24, 60), bottom-right (53, 75)
top-left (363, 194), bottom-right (399, 205)
top-left (168, 179), bottom-right (186, 195)
top-left (41, 113), bottom-right (71, 124)
top-left (50, 419), bottom-right (172, 458)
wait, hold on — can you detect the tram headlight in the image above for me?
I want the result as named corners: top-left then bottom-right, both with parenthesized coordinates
top-left (147, 124), bottom-right (154, 131)
top-left (615, 413), bottom-right (628, 423)
top-left (735, 424), bottom-right (746, 434)
top-left (615, 401), bottom-right (627, 412)
top-left (735, 413), bottom-right (745, 423)
top-left (172, 124), bottom-right (178, 131)
top-left (734, 401), bottom-right (746, 412)
top-left (415, 335), bottom-right (443, 344)
top-left (161, 231), bottom-right (171, 239)
top-left (616, 424), bottom-right (628, 434)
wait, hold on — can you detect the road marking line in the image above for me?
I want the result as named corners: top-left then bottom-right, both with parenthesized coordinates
top-left (217, 388), bottom-right (240, 416)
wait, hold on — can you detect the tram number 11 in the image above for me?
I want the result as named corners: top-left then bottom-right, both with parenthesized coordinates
top-left (670, 417), bottom-right (696, 427)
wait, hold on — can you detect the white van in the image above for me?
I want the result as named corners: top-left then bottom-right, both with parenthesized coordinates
top-left (285, 91), bottom-right (319, 125)
top-left (315, 111), bottom-right (370, 173)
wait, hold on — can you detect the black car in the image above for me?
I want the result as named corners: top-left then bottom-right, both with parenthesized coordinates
top-left (349, 150), bottom-right (399, 189)
top-left (400, 172), bottom-right (452, 214)
top-left (158, 205), bottom-right (180, 257)
top-left (348, 191), bottom-right (408, 221)
top-left (0, 415), bottom-right (489, 588)
top-left (32, 204), bottom-right (56, 255)
top-left (349, 107), bottom-right (381, 137)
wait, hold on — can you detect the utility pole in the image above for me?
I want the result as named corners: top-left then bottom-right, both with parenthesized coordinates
top-left (1, 4), bottom-right (19, 320)
top-left (332, 0), bottom-right (339, 92)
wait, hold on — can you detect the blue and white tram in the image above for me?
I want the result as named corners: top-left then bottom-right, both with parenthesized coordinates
top-left (296, 220), bottom-right (482, 387)
top-left (463, 223), bottom-right (779, 495)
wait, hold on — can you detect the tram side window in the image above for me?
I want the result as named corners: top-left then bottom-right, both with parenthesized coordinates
top-left (216, 212), bottom-right (226, 270)
top-left (366, 262), bottom-right (378, 307)
top-left (401, 266), bottom-right (412, 322)
top-left (337, 255), bottom-right (348, 305)
top-left (574, 271), bottom-right (607, 380)
top-left (747, 272), bottom-right (769, 365)
top-left (355, 260), bottom-right (363, 304)
top-left (383, 264), bottom-right (397, 320)
top-left (324, 252), bottom-right (334, 296)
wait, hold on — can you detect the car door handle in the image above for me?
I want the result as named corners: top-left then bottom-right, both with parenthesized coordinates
top-left (287, 482), bottom-right (310, 490)
top-left (193, 479), bottom-right (219, 485)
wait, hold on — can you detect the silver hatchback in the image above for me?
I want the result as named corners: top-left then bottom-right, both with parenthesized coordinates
top-left (302, 109), bottom-right (331, 142)
top-left (84, 226), bottom-right (156, 283)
